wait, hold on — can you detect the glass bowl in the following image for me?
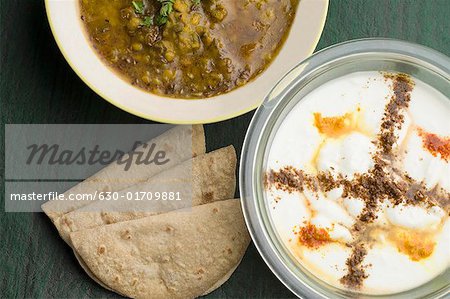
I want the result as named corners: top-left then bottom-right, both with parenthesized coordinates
top-left (239, 38), bottom-right (450, 299)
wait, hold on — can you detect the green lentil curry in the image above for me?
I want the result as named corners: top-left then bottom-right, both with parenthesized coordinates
top-left (80, 0), bottom-right (298, 99)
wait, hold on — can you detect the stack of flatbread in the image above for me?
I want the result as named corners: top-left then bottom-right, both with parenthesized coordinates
top-left (41, 125), bottom-right (250, 298)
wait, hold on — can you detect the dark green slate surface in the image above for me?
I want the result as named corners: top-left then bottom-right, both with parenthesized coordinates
top-left (1, 0), bottom-right (449, 298)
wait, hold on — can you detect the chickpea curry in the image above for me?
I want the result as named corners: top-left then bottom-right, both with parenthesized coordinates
top-left (79, 0), bottom-right (298, 99)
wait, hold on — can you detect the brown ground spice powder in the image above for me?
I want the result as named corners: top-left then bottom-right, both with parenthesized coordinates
top-left (378, 73), bottom-right (414, 154)
top-left (339, 243), bottom-right (368, 288)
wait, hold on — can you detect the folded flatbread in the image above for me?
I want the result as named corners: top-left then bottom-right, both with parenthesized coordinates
top-left (70, 199), bottom-right (250, 299)
top-left (55, 145), bottom-right (237, 245)
top-left (42, 125), bottom-right (205, 222)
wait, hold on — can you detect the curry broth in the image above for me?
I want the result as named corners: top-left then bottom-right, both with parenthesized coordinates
top-left (79, 0), bottom-right (298, 99)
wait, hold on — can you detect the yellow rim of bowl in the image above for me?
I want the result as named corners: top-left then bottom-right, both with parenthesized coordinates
top-left (45, 0), bottom-right (329, 124)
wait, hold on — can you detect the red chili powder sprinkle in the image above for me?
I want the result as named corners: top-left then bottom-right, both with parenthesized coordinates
top-left (418, 128), bottom-right (450, 162)
top-left (298, 223), bottom-right (332, 248)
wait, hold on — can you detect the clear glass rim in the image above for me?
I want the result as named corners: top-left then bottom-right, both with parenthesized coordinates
top-left (239, 38), bottom-right (450, 299)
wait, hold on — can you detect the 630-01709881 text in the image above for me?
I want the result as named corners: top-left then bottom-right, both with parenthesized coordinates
top-left (9, 191), bottom-right (182, 201)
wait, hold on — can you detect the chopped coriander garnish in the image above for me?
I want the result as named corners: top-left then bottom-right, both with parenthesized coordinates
top-left (142, 16), bottom-right (154, 27)
top-left (155, 15), bottom-right (168, 26)
top-left (156, 0), bottom-right (174, 25)
top-left (160, 1), bottom-right (173, 16)
top-left (153, 0), bottom-right (202, 26)
top-left (132, 1), bottom-right (145, 14)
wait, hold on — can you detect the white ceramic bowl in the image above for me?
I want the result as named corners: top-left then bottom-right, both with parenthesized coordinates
top-left (46, 0), bottom-right (328, 124)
